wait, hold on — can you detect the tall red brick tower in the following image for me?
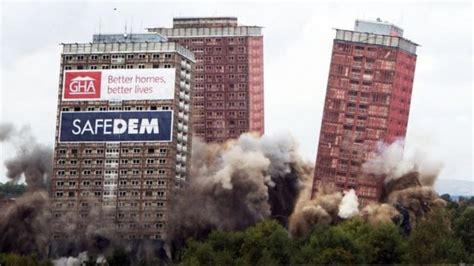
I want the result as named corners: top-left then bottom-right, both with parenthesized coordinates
top-left (148, 17), bottom-right (264, 143)
top-left (312, 19), bottom-right (418, 205)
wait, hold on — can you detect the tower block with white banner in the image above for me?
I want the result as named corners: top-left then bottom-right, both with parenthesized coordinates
top-left (50, 34), bottom-right (195, 242)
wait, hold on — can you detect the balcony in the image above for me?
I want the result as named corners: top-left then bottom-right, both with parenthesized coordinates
top-left (111, 58), bottom-right (125, 64)
top-left (184, 84), bottom-right (191, 93)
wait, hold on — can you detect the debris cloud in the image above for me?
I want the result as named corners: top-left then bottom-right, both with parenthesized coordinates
top-left (0, 123), bottom-right (53, 257)
top-left (0, 191), bottom-right (51, 256)
top-left (1, 123), bottom-right (52, 190)
top-left (288, 187), bottom-right (342, 238)
top-left (0, 123), bottom-right (14, 141)
top-left (0, 123), bottom-right (447, 260)
top-left (338, 189), bottom-right (359, 219)
top-left (167, 133), bottom-right (311, 245)
top-left (288, 139), bottom-right (445, 237)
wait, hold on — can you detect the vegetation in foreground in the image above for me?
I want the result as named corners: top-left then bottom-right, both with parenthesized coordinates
top-left (177, 198), bottom-right (474, 265)
top-left (0, 185), bottom-right (473, 265)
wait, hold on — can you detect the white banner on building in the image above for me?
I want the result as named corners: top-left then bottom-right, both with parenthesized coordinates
top-left (62, 68), bottom-right (176, 101)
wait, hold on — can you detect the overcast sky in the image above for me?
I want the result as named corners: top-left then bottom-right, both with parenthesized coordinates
top-left (0, 2), bottom-right (472, 192)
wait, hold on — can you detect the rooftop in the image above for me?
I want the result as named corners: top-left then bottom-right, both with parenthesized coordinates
top-left (355, 18), bottom-right (404, 37)
top-left (60, 41), bottom-right (195, 61)
top-left (334, 28), bottom-right (418, 55)
top-left (92, 33), bottom-right (167, 43)
top-left (173, 17), bottom-right (238, 28)
top-left (147, 17), bottom-right (262, 37)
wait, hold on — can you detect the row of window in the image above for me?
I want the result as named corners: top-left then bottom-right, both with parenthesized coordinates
top-left (64, 64), bottom-right (174, 70)
top-left (194, 83), bottom-right (247, 91)
top-left (56, 168), bottom-right (168, 176)
top-left (190, 46), bottom-right (246, 54)
top-left (57, 147), bottom-right (167, 155)
top-left (54, 190), bottom-right (166, 197)
top-left (182, 37), bottom-right (247, 44)
top-left (64, 53), bottom-right (173, 61)
top-left (195, 55), bottom-right (247, 62)
top-left (195, 75), bottom-right (247, 85)
top-left (195, 129), bottom-right (247, 137)
top-left (56, 179), bottom-right (166, 187)
top-left (61, 106), bottom-right (171, 113)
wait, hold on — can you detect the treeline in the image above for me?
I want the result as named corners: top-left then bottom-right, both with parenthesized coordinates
top-left (0, 195), bottom-right (473, 265)
top-left (0, 253), bottom-right (51, 266)
top-left (177, 198), bottom-right (474, 265)
top-left (0, 182), bottom-right (27, 198)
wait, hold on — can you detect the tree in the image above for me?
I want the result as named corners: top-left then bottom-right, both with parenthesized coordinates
top-left (407, 207), bottom-right (468, 264)
top-left (238, 220), bottom-right (292, 265)
top-left (179, 220), bottom-right (292, 266)
top-left (293, 224), bottom-right (362, 265)
top-left (0, 182), bottom-right (27, 198)
top-left (357, 223), bottom-right (407, 264)
top-left (0, 253), bottom-right (51, 266)
top-left (453, 207), bottom-right (474, 257)
top-left (178, 211), bottom-right (472, 265)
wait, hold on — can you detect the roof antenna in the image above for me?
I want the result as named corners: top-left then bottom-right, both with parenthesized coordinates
top-left (400, 10), bottom-right (404, 27)
top-left (98, 17), bottom-right (102, 40)
top-left (124, 19), bottom-right (128, 38)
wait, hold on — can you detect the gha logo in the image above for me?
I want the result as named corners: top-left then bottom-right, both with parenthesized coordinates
top-left (63, 71), bottom-right (101, 99)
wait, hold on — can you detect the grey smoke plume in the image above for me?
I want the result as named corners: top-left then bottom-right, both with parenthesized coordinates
top-left (289, 139), bottom-right (445, 237)
top-left (0, 123), bottom-right (53, 257)
top-left (1, 123), bottom-right (52, 190)
top-left (0, 191), bottom-right (51, 256)
top-left (5, 144), bottom-right (52, 190)
top-left (0, 123), bottom-right (171, 263)
top-left (0, 123), bottom-right (113, 259)
top-left (167, 133), bottom-right (311, 246)
top-left (362, 139), bottom-right (443, 185)
top-left (0, 123), bottom-right (447, 259)
top-left (0, 123), bottom-right (14, 141)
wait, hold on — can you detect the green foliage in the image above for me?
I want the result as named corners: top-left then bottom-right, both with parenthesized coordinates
top-left (357, 223), bottom-right (407, 264)
top-left (293, 224), bottom-right (362, 265)
top-left (453, 207), bottom-right (474, 255)
top-left (180, 220), bottom-right (291, 266)
top-left (178, 206), bottom-right (472, 265)
top-left (0, 182), bottom-right (27, 198)
top-left (0, 253), bottom-right (52, 266)
top-left (2, 194), bottom-right (471, 265)
top-left (293, 218), bottom-right (406, 265)
top-left (406, 207), bottom-right (468, 264)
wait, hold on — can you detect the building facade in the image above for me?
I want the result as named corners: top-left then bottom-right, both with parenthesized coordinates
top-left (50, 34), bottom-right (195, 241)
top-left (148, 17), bottom-right (264, 143)
top-left (312, 20), bottom-right (418, 205)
